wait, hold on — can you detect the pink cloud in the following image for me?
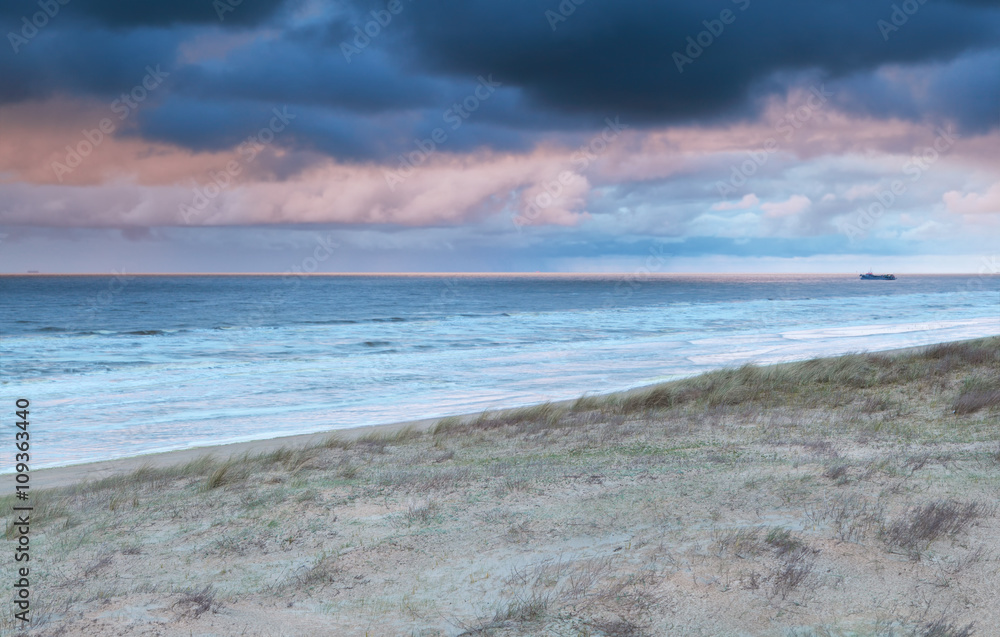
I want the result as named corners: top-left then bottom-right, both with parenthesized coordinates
top-left (943, 183), bottom-right (1000, 215)
top-left (2, 95), bottom-right (999, 233)
top-left (761, 195), bottom-right (811, 218)
top-left (711, 194), bottom-right (758, 211)
top-left (0, 99), bottom-right (255, 187)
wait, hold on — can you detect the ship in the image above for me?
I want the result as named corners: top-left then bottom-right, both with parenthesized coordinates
top-left (860, 271), bottom-right (895, 280)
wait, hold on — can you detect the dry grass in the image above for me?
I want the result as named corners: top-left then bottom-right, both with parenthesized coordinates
top-left (171, 585), bottom-right (216, 618)
top-left (817, 493), bottom-right (887, 543)
top-left (952, 375), bottom-right (1000, 415)
top-left (917, 618), bottom-right (976, 637)
top-left (434, 403), bottom-right (568, 436)
top-left (822, 462), bottom-right (850, 484)
top-left (455, 595), bottom-right (550, 635)
top-left (15, 336), bottom-right (1000, 636)
top-left (879, 500), bottom-right (990, 559)
top-left (404, 499), bottom-right (438, 524)
top-left (422, 337), bottom-right (999, 446)
top-left (281, 553), bottom-right (342, 592)
top-left (715, 526), bottom-right (817, 600)
top-left (714, 526), bottom-right (766, 558)
top-left (591, 337), bottom-right (998, 417)
top-left (3, 492), bottom-right (70, 539)
top-left (588, 618), bottom-right (648, 637)
top-left (204, 457), bottom-right (253, 490)
top-left (769, 545), bottom-right (816, 600)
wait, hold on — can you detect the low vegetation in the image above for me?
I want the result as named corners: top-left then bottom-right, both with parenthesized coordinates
top-left (6, 337), bottom-right (999, 636)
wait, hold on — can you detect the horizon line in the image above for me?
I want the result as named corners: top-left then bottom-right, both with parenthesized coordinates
top-left (1, 271), bottom-right (988, 277)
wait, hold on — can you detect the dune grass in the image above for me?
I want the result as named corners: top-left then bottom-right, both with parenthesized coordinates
top-left (22, 337), bottom-right (1000, 533)
top-left (12, 336), bottom-right (1000, 636)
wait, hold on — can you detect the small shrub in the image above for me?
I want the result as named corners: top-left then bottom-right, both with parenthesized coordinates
top-left (294, 554), bottom-right (342, 589)
top-left (432, 416), bottom-right (463, 435)
top-left (989, 444), bottom-right (1000, 465)
top-left (506, 520), bottom-right (532, 542)
top-left (770, 547), bottom-right (815, 600)
top-left (336, 460), bottom-right (359, 479)
top-left (924, 339), bottom-right (998, 366)
top-left (953, 385), bottom-right (1000, 415)
top-left (822, 463), bottom-right (850, 484)
top-left (204, 459), bottom-right (248, 490)
top-left (588, 617), bottom-right (647, 637)
top-left (817, 494), bottom-right (885, 543)
top-left (172, 585), bottom-right (216, 618)
top-left (434, 450), bottom-right (455, 463)
top-left (861, 394), bottom-right (894, 413)
top-left (918, 618), bottom-right (975, 637)
top-left (492, 595), bottom-right (549, 624)
top-left (405, 500), bottom-right (437, 525)
top-left (713, 527), bottom-right (764, 558)
top-left (764, 527), bottom-right (805, 556)
top-left (322, 434), bottom-right (353, 450)
top-left (740, 570), bottom-right (761, 590)
top-left (880, 500), bottom-right (988, 558)
top-left (499, 476), bottom-right (530, 495)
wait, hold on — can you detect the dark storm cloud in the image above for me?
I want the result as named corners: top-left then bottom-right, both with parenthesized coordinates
top-left (828, 49), bottom-right (1000, 133)
top-left (378, 0), bottom-right (1000, 126)
top-left (3, 0), bottom-right (997, 160)
top-left (133, 96), bottom-right (387, 159)
top-left (171, 41), bottom-right (448, 113)
top-left (0, 0), bottom-right (287, 28)
top-left (0, 27), bottom-right (180, 102)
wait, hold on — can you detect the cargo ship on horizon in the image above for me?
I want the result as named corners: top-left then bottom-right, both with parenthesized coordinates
top-left (860, 271), bottom-right (896, 280)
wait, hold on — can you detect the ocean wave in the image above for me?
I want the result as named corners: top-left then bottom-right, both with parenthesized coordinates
top-left (303, 319), bottom-right (359, 325)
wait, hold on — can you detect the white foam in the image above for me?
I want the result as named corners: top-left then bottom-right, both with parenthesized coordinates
top-left (5, 281), bottom-right (999, 470)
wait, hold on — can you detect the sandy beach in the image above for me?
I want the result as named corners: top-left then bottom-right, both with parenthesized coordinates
top-left (7, 337), bottom-right (1000, 636)
top-left (30, 417), bottom-right (444, 491)
top-left (30, 340), bottom-right (967, 491)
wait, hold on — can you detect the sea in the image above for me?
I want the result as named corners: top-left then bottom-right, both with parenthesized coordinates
top-left (2, 274), bottom-right (998, 470)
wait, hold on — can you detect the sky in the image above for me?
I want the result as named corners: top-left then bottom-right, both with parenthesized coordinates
top-left (0, 0), bottom-right (998, 273)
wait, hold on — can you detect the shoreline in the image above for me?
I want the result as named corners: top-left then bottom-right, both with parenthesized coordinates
top-left (15, 335), bottom-right (1000, 635)
top-left (31, 336), bottom-right (990, 490)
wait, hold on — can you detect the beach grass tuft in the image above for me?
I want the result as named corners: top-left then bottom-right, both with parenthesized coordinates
top-left (879, 499), bottom-right (990, 559)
